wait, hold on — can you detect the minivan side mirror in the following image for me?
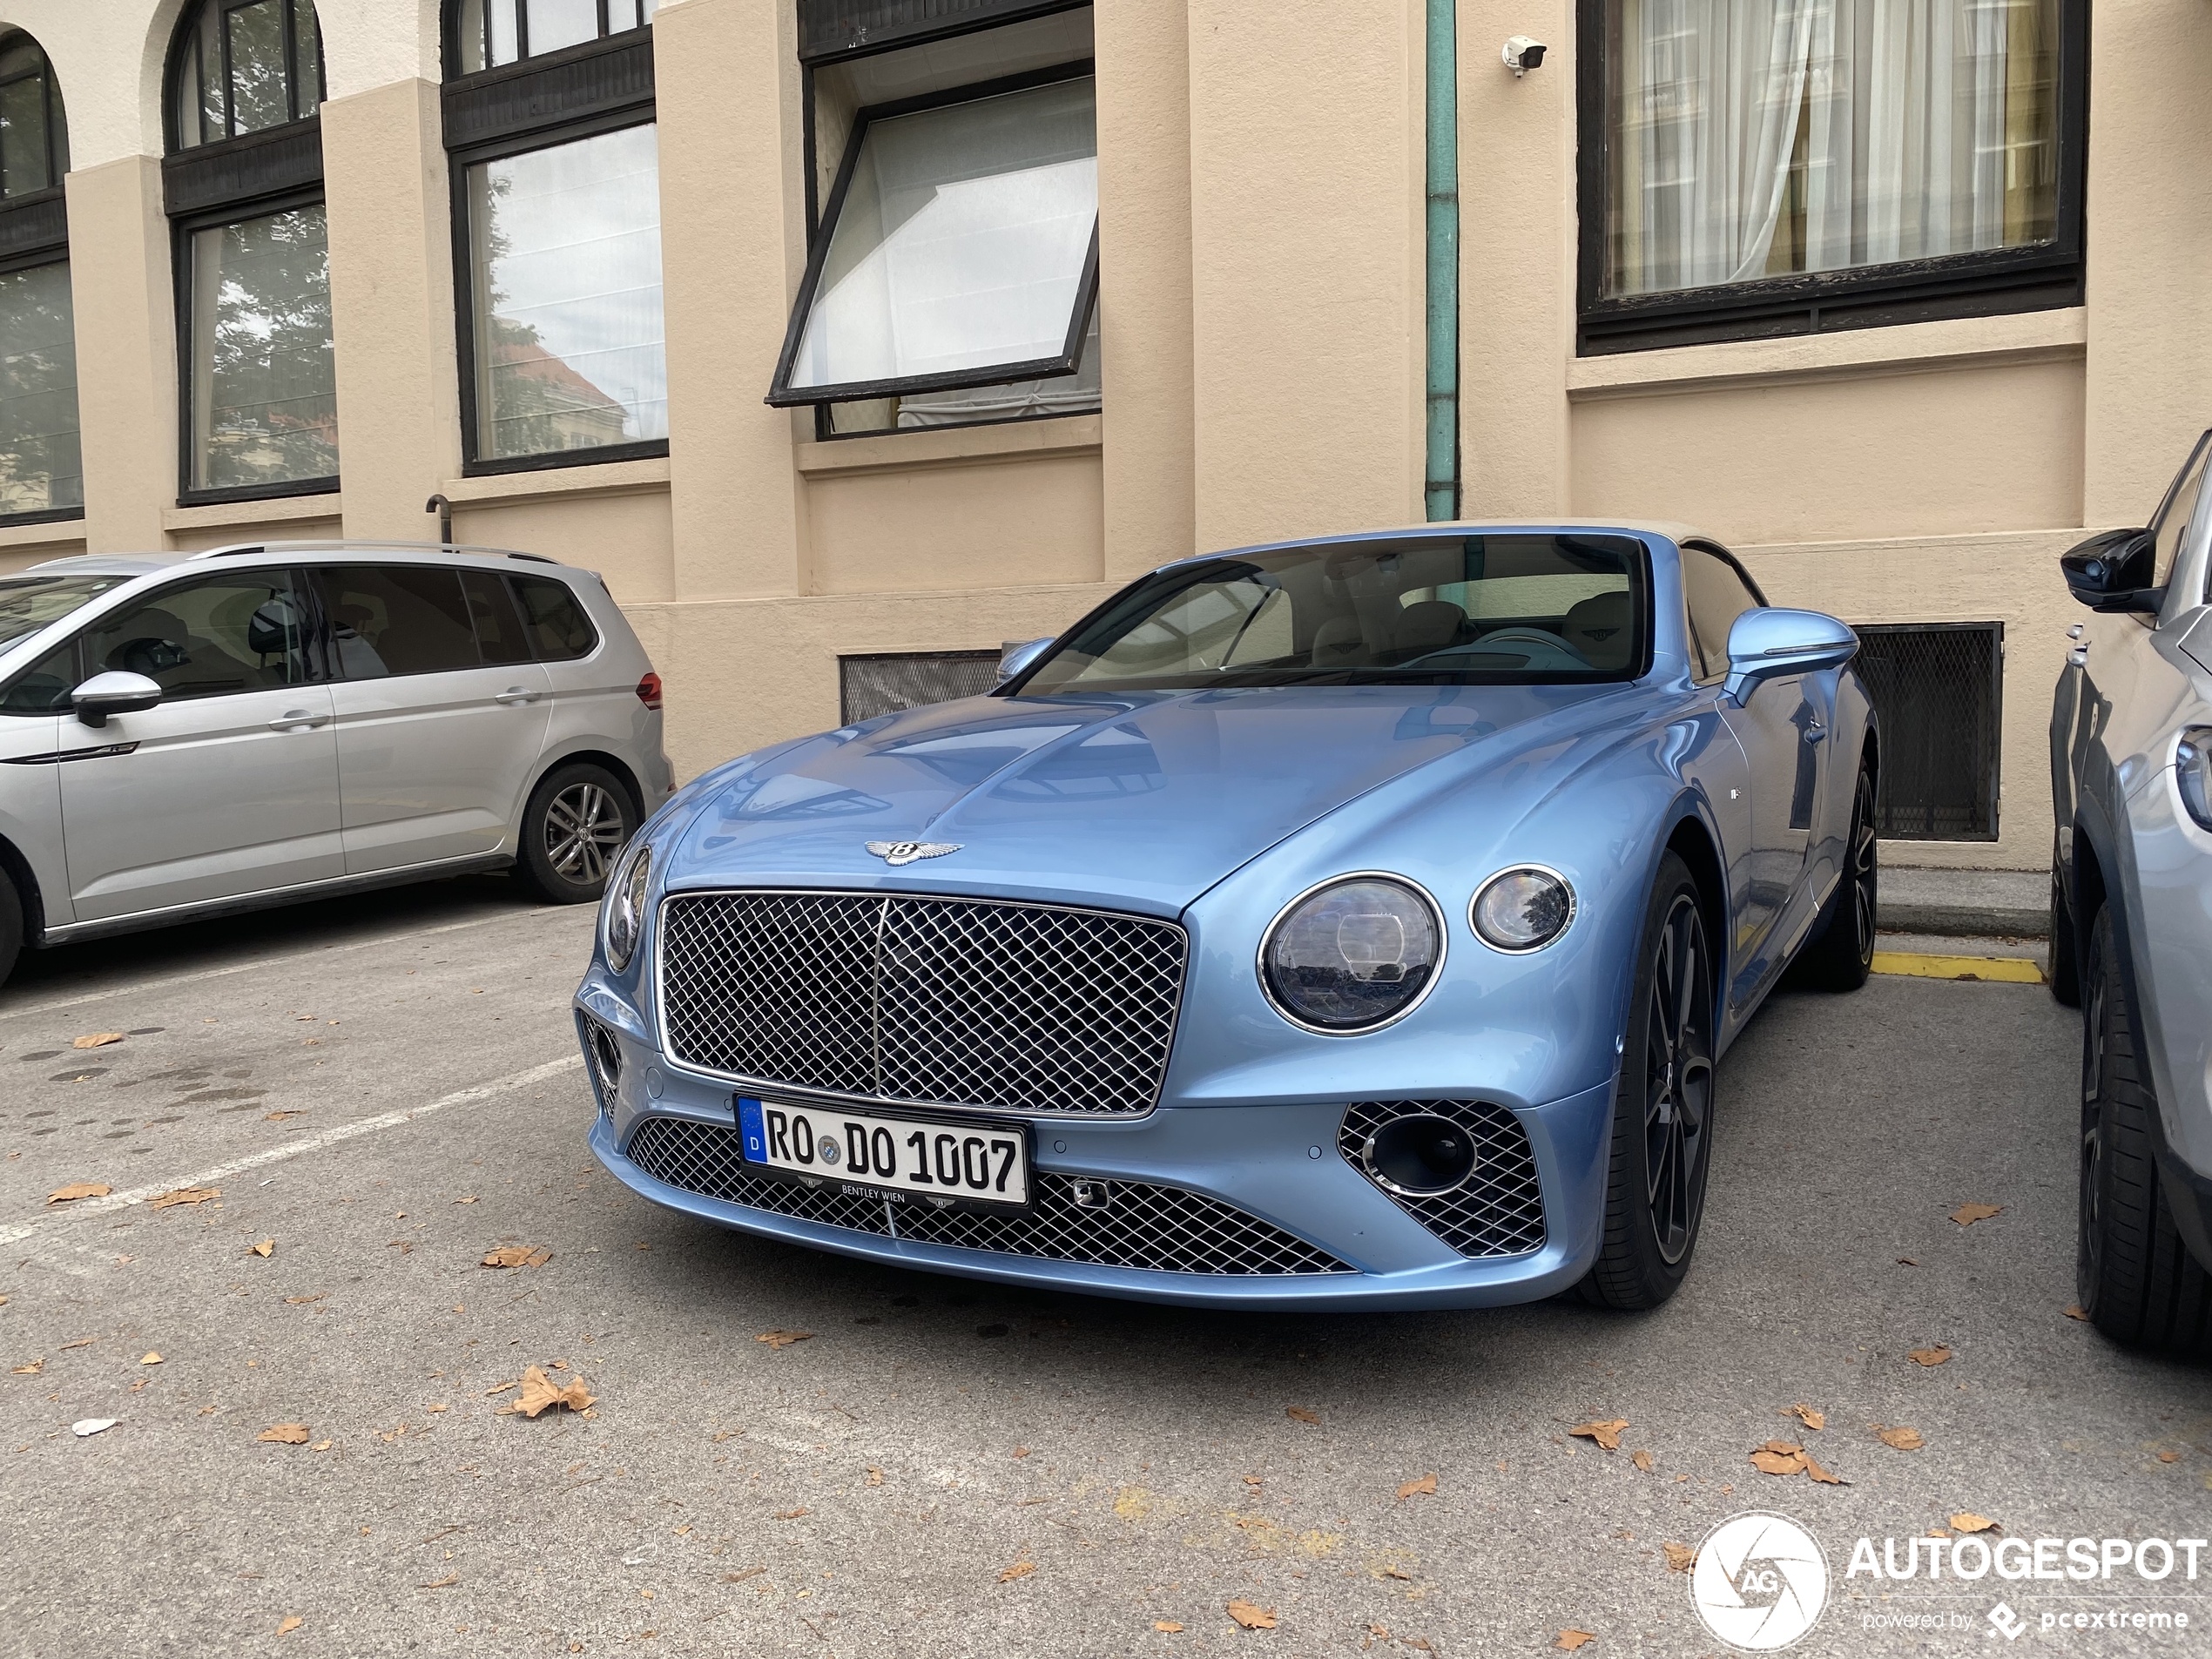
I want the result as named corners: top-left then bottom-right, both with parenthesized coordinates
top-left (994, 637), bottom-right (1054, 687)
top-left (2060, 527), bottom-right (2164, 613)
top-left (71, 671), bottom-right (164, 728)
top-left (1723, 609), bottom-right (1858, 706)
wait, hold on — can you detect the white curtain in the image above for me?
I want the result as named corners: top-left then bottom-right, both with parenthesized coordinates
top-left (1613, 0), bottom-right (2027, 295)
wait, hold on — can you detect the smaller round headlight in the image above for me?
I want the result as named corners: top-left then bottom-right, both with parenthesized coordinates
top-left (1260, 875), bottom-right (1445, 1033)
top-left (604, 843), bottom-right (652, 972)
top-left (1471, 866), bottom-right (1575, 953)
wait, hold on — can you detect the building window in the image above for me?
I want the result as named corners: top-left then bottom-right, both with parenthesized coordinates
top-left (165, 0), bottom-right (337, 504)
top-left (172, 0), bottom-right (324, 150)
top-left (442, 2), bottom-right (664, 475)
top-left (0, 30), bottom-right (77, 527)
top-left (1854, 622), bottom-right (2002, 841)
top-left (783, 3), bottom-right (1102, 438)
top-left (840, 651), bottom-right (1001, 725)
top-left (1576, 0), bottom-right (2086, 354)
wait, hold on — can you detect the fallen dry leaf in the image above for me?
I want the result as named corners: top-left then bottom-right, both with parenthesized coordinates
top-left (1396, 1474), bottom-right (1437, 1500)
top-left (998, 1561), bottom-right (1036, 1582)
top-left (482, 1379), bottom-right (519, 1396)
top-left (454, 1196), bottom-right (478, 1204)
top-left (417, 1575), bottom-right (458, 1590)
top-left (1788, 1404), bottom-right (1826, 1432)
top-left (1662, 1543), bottom-right (1696, 1573)
top-left (1569, 1419), bottom-right (1628, 1451)
top-left (72, 1033), bottom-right (124, 1049)
top-left (249, 1240), bottom-right (274, 1258)
top-left (1804, 1451), bottom-right (1845, 1486)
top-left (500, 1366), bottom-right (594, 1419)
top-left (1377, 1566), bottom-right (1412, 1581)
top-left (1951, 1513), bottom-right (1999, 1534)
top-left (11, 1360), bottom-right (42, 1375)
top-left (283, 1295), bottom-right (324, 1306)
top-left (45, 1182), bottom-right (111, 1205)
top-left (1225, 1599), bottom-right (1278, 1631)
top-left (480, 1246), bottom-right (534, 1268)
top-left (1951, 1203), bottom-right (2003, 1226)
top-left (1155, 1622), bottom-right (1184, 1633)
top-left (1631, 1449), bottom-right (1654, 1473)
top-left (720, 1568), bottom-right (765, 1584)
top-left (60, 1338), bottom-right (93, 1350)
top-left (1907, 1345), bottom-right (1952, 1366)
top-left (772, 1507), bottom-right (810, 1521)
top-left (1556, 1631), bottom-right (1597, 1652)
top-left (2064, 1305), bottom-right (2090, 1322)
top-left (276, 1616), bottom-right (301, 1635)
top-left (1750, 1446), bottom-right (1808, 1476)
top-left (1012, 1446), bottom-right (1031, 1459)
top-left (264, 1110), bottom-right (308, 1122)
top-left (148, 1187), bottom-right (219, 1210)
top-left (755, 1331), bottom-right (813, 1351)
top-left (312, 1440), bottom-right (332, 1452)
top-left (865, 1466), bottom-right (884, 1486)
top-left (1877, 1426), bottom-right (1925, 1451)
top-left (139, 1352), bottom-right (162, 1366)
top-left (2158, 1451), bottom-right (2181, 1463)
top-left (258, 1424), bottom-right (311, 1445)
top-left (1285, 1406), bottom-right (1320, 1426)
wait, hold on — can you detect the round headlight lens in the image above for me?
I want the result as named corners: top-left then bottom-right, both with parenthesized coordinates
top-left (1471, 867), bottom-right (1575, 953)
top-left (1260, 877), bottom-right (1443, 1032)
top-left (604, 843), bottom-right (652, 972)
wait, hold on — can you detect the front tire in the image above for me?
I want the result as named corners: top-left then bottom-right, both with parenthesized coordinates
top-left (0, 871), bottom-right (22, 990)
top-left (517, 762), bottom-right (637, 904)
top-left (2075, 905), bottom-right (2212, 1357)
top-left (1581, 850), bottom-right (1716, 1311)
top-left (1790, 763), bottom-right (1876, 991)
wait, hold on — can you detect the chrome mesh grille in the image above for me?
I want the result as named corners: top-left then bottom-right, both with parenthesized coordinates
top-left (624, 1116), bottom-right (1350, 1277)
top-left (658, 892), bottom-right (1186, 1116)
top-left (1337, 1099), bottom-right (1546, 1258)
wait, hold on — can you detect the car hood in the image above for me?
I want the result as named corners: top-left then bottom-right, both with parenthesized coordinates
top-left (663, 683), bottom-right (1637, 915)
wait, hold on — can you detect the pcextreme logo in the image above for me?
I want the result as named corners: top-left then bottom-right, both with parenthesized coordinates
top-left (1689, 1512), bottom-right (1831, 1651)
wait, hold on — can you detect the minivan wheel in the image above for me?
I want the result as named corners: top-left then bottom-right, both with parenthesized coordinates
top-left (1579, 850), bottom-right (1715, 1312)
top-left (0, 872), bottom-right (22, 989)
top-left (517, 763), bottom-right (637, 904)
top-left (2074, 905), bottom-right (2212, 1357)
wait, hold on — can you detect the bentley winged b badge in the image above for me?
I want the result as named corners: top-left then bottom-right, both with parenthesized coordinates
top-left (866, 840), bottom-right (961, 867)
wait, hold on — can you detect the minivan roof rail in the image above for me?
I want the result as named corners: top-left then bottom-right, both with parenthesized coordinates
top-left (189, 539), bottom-right (557, 564)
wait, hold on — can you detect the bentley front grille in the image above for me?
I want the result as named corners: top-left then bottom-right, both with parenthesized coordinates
top-left (624, 1116), bottom-right (1351, 1277)
top-left (1338, 1099), bottom-right (1547, 1258)
top-left (657, 891), bottom-right (1186, 1116)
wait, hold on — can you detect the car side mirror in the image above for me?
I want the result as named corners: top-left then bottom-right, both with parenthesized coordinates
top-left (994, 637), bottom-right (1054, 687)
top-left (71, 671), bottom-right (164, 728)
top-left (1723, 609), bottom-right (1858, 706)
top-left (2060, 528), bottom-right (2163, 613)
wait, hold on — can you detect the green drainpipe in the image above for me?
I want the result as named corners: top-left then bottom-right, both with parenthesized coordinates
top-left (1424, 0), bottom-right (1460, 523)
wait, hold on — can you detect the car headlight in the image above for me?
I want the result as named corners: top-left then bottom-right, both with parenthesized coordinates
top-left (604, 843), bottom-right (652, 972)
top-left (1471, 866), bottom-right (1575, 953)
top-left (2178, 730), bottom-right (2212, 831)
top-left (1259, 875), bottom-right (1445, 1033)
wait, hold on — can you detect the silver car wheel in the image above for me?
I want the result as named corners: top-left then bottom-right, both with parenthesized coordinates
top-left (544, 782), bottom-right (624, 883)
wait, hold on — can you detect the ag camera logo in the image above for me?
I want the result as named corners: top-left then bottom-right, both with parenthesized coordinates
top-left (1689, 1512), bottom-right (1831, 1651)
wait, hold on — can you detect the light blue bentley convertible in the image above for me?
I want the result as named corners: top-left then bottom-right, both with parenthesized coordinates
top-left (576, 523), bottom-right (1876, 1311)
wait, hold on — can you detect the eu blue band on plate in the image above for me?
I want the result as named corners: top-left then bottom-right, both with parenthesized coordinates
top-left (737, 1096), bottom-right (765, 1162)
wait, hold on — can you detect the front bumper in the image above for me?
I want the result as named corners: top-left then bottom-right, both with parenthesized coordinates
top-left (576, 993), bottom-right (1615, 1312)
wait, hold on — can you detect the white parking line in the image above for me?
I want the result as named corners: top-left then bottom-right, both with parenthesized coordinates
top-left (0, 906), bottom-right (576, 1022)
top-left (0, 1053), bottom-right (583, 1247)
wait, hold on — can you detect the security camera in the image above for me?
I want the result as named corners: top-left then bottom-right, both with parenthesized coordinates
top-left (1503, 36), bottom-right (1547, 75)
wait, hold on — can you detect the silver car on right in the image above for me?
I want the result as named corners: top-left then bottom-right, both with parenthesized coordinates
top-left (2050, 428), bottom-right (2212, 1357)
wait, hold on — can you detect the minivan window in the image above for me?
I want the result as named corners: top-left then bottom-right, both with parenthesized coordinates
top-left (81, 573), bottom-right (311, 700)
top-left (312, 565), bottom-right (479, 678)
top-left (0, 576), bottom-right (128, 651)
top-left (513, 575), bottom-right (597, 661)
top-left (460, 570), bottom-right (532, 666)
top-left (0, 639), bottom-right (77, 713)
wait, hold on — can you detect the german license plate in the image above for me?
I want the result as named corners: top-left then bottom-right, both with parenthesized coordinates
top-left (736, 1097), bottom-right (1030, 1210)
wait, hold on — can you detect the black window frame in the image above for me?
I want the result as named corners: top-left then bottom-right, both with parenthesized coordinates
top-left (164, 0), bottom-right (336, 509)
top-left (1678, 539), bottom-right (1770, 685)
top-left (1573, 0), bottom-right (2090, 357)
top-left (307, 562), bottom-right (600, 678)
top-left (0, 30), bottom-right (78, 529)
top-left (440, 7), bottom-right (665, 478)
top-left (168, 0), bottom-right (327, 152)
top-left (768, 59), bottom-right (1100, 413)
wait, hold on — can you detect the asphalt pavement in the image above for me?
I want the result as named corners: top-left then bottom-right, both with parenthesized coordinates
top-left (2, 878), bottom-right (2206, 1658)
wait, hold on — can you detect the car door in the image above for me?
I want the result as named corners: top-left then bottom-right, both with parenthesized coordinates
top-left (1682, 544), bottom-right (1825, 1008)
top-left (313, 563), bottom-right (552, 873)
top-left (58, 568), bottom-right (342, 921)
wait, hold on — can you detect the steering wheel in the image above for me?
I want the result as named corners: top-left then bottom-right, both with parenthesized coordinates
top-left (1464, 628), bottom-right (1592, 669)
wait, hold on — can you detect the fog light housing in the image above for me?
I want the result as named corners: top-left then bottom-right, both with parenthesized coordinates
top-left (1360, 1112), bottom-right (1478, 1196)
top-left (582, 1016), bottom-right (623, 1116)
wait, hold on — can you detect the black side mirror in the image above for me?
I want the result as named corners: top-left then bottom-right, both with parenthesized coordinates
top-left (2060, 528), bottom-right (2163, 614)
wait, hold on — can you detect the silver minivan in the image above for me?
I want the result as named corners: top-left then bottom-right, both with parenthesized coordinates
top-left (0, 541), bottom-right (671, 985)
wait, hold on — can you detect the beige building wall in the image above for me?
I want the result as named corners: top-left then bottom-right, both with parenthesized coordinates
top-left (0, 0), bottom-right (2203, 870)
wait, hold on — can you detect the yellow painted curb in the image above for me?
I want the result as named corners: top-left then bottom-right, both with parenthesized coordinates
top-left (1871, 951), bottom-right (2045, 985)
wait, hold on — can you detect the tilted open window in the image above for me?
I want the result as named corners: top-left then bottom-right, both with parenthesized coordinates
top-left (767, 64), bottom-right (1098, 409)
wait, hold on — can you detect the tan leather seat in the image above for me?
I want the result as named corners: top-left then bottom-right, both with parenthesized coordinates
top-left (1562, 590), bottom-right (1633, 667)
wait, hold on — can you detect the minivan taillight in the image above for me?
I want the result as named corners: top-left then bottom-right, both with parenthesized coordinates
top-left (636, 672), bottom-right (663, 711)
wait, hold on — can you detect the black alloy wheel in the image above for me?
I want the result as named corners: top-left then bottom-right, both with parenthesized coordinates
top-left (1581, 850), bottom-right (1716, 1310)
top-left (1790, 763), bottom-right (1876, 991)
top-left (2074, 905), bottom-right (2212, 1356)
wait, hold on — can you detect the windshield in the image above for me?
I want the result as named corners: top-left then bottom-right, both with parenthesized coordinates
top-left (0, 576), bottom-right (130, 652)
top-left (1019, 533), bottom-right (1650, 693)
